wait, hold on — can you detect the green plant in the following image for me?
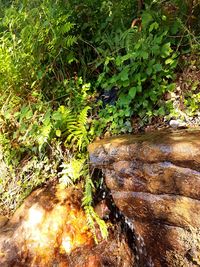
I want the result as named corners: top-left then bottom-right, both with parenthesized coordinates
top-left (165, 76), bottom-right (200, 121)
top-left (0, 0), bottom-right (77, 100)
top-left (0, 77), bottom-right (108, 238)
top-left (82, 169), bottom-right (108, 242)
top-left (51, 103), bottom-right (108, 240)
top-left (93, 9), bottom-right (178, 134)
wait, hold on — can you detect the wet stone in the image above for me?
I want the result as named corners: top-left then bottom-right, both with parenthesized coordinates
top-left (89, 128), bottom-right (200, 267)
top-left (0, 184), bottom-right (134, 267)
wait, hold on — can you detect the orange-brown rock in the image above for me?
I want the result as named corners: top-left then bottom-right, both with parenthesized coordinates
top-left (0, 184), bottom-right (134, 267)
top-left (89, 128), bottom-right (200, 267)
top-left (0, 216), bottom-right (8, 228)
top-left (89, 128), bottom-right (200, 170)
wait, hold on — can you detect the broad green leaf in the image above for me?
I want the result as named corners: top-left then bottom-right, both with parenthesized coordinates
top-left (129, 87), bottom-right (136, 98)
top-left (171, 21), bottom-right (180, 35)
top-left (37, 70), bottom-right (43, 79)
top-left (161, 43), bottom-right (172, 58)
top-left (122, 80), bottom-right (130, 87)
top-left (136, 85), bottom-right (142, 92)
top-left (52, 111), bottom-right (62, 121)
top-left (152, 45), bottom-right (160, 55)
top-left (165, 58), bottom-right (174, 65)
top-left (153, 64), bottom-right (162, 72)
top-left (56, 129), bottom-right (61, 137)
top-left (116, 56), bottom-right (121, 66)
top-left (146, 67), bottom-right (152, 76)
top-left (142, 11), bottom-right (153, 28)
top-left (118, 93), bottom-right (131, 106)
top-left (120, 69), bottom-right (129, 81)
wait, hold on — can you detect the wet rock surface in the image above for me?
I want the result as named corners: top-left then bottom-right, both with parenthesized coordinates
top-left (89, 128), bottom-right (200, 267)
top-left (0, 184), bottom-right (134, 267)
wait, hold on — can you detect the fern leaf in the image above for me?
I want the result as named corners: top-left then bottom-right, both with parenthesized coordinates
top-left (83, 175), bottom-right (108, 242)
top-left (63, 106), bottom-right (91, 152)
top-left (78, 106), bottom-right (91, 126)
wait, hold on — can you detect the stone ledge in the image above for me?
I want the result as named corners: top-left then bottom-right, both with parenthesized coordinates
top-left (89, 128), bottom-right (200, 266)
top-left (89, 128), bottom-right (200, 170)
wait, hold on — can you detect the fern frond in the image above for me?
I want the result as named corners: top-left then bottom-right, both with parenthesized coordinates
top-left (64, 106), bottom-right (91, 151)
top-left (82, 174), bottom-right (94, 206)
top-left (84, 204), bottom-right (108, 243)
top-left (54, 105), bottom-right (108, 241)
top-left (78, 106), bottom-right (91, 126)
top-left (82, 173), bottom-right (108, 242)
top-left (89, 206), bottom-right (108, 240)
top-left (66, 35), bottom-right (77, 47)
top-left (59, 158), bottom-right (85, 186)
top-left (84, 205), bottom-right (98, 242)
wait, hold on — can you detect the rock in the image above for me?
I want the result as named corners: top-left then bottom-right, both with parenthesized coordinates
top-left (89, 128), bottom-right (200, 267)
top-left (94, 200), bottom-right (110, 219)
top-left (0, 215), bottom-right (8, 228)
top-left (169, 119), bottom-right (187, 129)
top-left (89, 128), bottom-right (200, 170)
top-left (0, 183), bottom-right (134, 267)
top-left (112, 191), bottom-right (200, 228)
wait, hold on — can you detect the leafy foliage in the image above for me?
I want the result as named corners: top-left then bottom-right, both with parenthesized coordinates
top-left (82, 172), bottom-right (108, 242)
top-left (0, 0), bottom-right (77, 101)
top-left (92, 10), bottom-right (178, 134)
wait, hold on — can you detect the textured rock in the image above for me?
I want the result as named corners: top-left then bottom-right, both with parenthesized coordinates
top-left (89, 129), bottom-right (200, 267)
top-left (89, 129), bottom-right (200, 170)
top-left (0, 184), bottom-right (134, 267)
top-left (0, 216), bottom-right (8, 228)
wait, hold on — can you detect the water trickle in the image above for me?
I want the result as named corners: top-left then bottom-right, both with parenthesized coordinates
top-left (92, 168), bottom-right (137, 266)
